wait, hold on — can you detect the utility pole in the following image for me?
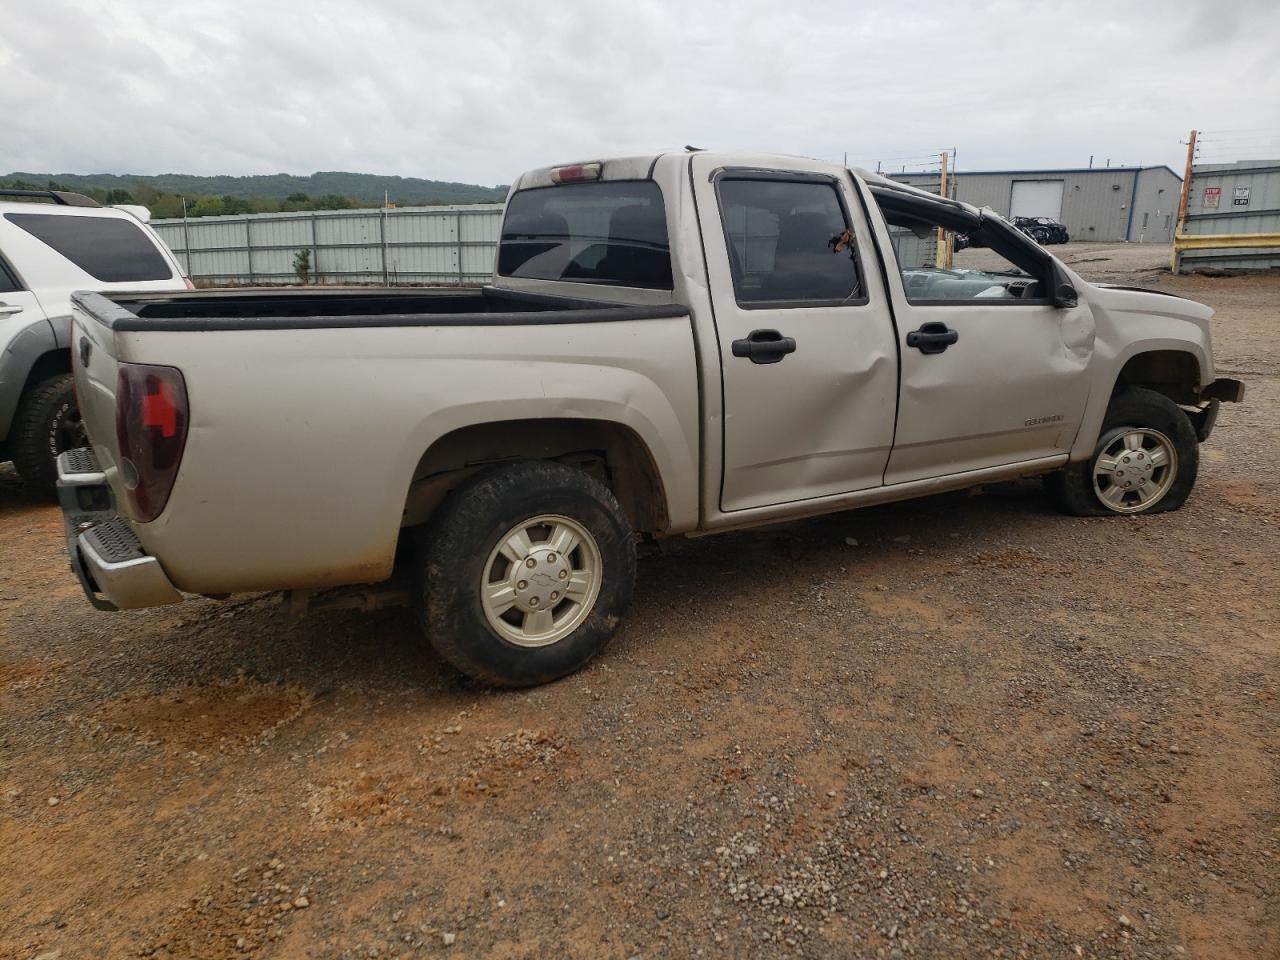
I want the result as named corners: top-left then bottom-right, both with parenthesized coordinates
top-left (935, 150), bottom-right (952, 268)
top-left (1173, 129), bottom-right (1198, 273)
top-left (1175, 129), bottom-right (1197, 234)
top-left (180, 196), bottom-right (191, 278)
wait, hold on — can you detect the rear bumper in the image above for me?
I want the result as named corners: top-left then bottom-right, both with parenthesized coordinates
top-left (56, 448), bottom-right (183, 611)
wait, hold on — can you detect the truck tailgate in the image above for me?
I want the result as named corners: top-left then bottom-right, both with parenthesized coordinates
top-left (70, 292), bottom-right (128, 493)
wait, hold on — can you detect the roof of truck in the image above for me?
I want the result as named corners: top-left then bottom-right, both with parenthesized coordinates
top-left (512, 151), bottom-right (982, 219)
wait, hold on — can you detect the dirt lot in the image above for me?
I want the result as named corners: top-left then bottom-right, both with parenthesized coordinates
top-left (2, 244), bottom-right (1276, 960)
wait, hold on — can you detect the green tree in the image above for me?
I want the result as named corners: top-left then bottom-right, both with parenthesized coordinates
top-left (130, 183), bottom-right (160, 206)
top-left (293, 248), bottom-right (312, 284)
top-left (191, 195), bottom-right (226, 217)
top-left (149, 194), bottom-right (185, 219)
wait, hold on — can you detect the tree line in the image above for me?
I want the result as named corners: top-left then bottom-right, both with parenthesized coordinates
top-left (1, 177), bottom-right (460, 219)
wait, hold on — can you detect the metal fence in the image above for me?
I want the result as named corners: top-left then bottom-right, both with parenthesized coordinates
top-left (1174, 159), bottom-right (1280, 272)
top-left (151, 204), bottom-right (505, 285)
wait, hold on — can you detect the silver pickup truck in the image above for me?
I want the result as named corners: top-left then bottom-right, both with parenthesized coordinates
top-left (58, 151), bottom-right (1244, 686)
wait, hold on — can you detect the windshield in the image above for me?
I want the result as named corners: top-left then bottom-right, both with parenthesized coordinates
top-left (497, 181), bottom-right (673, 290)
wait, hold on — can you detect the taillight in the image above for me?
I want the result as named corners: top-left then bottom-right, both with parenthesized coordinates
top-left (115, 363), bottom-right (188, 522)
top-left (550, 162), bottom-right (602, 184)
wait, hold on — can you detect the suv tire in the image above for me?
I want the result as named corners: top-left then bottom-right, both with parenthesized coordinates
top-left (418, 460), bottom-right (636, 687)
top-left (11, 373), bottom-right (82, 496)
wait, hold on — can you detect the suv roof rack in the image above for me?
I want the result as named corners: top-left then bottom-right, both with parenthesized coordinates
top-left (0, 188), bottom-right (102, 208)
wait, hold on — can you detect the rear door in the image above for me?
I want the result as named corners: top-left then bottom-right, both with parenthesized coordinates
top-left (690, 156), bottom-right (899, 511)
top-left (0, 251), bottom-right (46, 330)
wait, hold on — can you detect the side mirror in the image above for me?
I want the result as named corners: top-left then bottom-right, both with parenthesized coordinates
top-left (1054, 282), bottom-right (1078, 308)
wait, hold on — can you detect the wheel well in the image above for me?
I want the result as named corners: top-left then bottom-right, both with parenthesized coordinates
top-left (402, 418), bottom-right (670, 536)
top-left (22, 350), bottom-right (71, 395)
top-left (1114, 351), bottom-right (1201, 406)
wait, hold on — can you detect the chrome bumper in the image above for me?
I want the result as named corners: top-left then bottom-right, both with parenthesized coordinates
top-left (56, 448), bottom-right (183, 611)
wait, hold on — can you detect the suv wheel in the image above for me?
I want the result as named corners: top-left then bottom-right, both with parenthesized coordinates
top-left (418, 460), bottom-right (637, 687)
top-left (11, 373), bottom-right (84, 496)
top-left (1046, 387), bottom-right (1198, 516)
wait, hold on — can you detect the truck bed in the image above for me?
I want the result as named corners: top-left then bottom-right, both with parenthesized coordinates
top-left (68, 285), bottom-right (702, 597)
top-left (90, 287), bottom-right (688, 331)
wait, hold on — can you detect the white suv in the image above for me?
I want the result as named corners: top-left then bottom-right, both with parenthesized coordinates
top-left (0, 189), bottom-right (188, 492)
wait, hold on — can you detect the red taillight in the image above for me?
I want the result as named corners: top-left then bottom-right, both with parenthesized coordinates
top-left (116, 363), bottom-right (188, 522)
top-left (550, 162), bottom-right (602, 184)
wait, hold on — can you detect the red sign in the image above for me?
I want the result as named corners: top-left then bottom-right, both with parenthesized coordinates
top-left (1203, 186), bottom-right (1222, 209)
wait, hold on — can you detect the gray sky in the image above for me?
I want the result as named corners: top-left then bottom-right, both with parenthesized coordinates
top-left (4, 0), bottom-right (1279, 185)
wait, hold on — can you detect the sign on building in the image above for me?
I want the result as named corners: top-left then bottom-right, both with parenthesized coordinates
top-left (1203, 186), bottom-right (1221, 209)
top-left (1233, 186), bottom-right (1251, 207)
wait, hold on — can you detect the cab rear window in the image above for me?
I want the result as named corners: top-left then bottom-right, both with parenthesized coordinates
top-left (497, 181), bottom-right (673, 290)
top-left (4, 213), bottom-right (174, 282)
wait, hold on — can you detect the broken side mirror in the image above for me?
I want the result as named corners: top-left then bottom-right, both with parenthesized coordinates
top-left (1048, 260), bottom-right (1078, 307)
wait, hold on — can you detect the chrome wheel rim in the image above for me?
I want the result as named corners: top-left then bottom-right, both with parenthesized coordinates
top-left (480, 514), bottom-right (602, 648)
top-left (1092, 427), bottom-right (1177, 514)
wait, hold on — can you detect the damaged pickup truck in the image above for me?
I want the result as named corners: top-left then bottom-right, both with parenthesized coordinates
top-left (58, 151), bottom-right (1244, 686)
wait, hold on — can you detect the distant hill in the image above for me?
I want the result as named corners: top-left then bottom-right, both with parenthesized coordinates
top-left (3, 171), bottom-right (509, 206)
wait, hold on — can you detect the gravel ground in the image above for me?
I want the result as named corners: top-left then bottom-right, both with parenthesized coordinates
top-left (2, 245), bottom-right (1277, 960)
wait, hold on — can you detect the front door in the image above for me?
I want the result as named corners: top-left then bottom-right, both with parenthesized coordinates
top-left (691, 157), bottom-right (900, 512)
top-left (862, 186), bottom-right (1095, 485)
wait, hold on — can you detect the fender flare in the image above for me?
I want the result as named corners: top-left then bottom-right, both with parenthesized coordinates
top-left (0, 315), bottom-right (59, 443)
top-left (1069, 339), bottom-right (1212, 462)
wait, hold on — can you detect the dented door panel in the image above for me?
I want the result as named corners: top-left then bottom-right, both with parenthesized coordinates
top-left (885, 301), bottom-right (1094, 483)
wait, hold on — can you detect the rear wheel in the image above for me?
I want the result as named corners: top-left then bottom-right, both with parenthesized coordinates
top-left (418, 460), bottom-right (636, 687)
top-left (11, 373), bottom-right (84, 496)
top-left (1046, 387), bottom-right (1198, 516)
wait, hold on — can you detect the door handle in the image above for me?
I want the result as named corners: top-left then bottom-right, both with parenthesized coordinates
top-left (906, 321), bottom-right (959, 355)
top-left (731, 329), bottom-right (797, 364)
top-left (0, 303), bottom-right (23, 318)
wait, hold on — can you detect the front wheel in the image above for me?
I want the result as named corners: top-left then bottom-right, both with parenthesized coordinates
top-left (1046, 387), bottom-right (1199, 516)
top-left (418, 460), bottom-right (636, 687)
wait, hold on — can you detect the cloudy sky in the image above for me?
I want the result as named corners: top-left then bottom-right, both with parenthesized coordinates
top-left (4, 0), bottom-right (1279, 185)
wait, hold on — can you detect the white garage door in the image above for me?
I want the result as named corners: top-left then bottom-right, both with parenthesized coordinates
top-left (1010, 180), bottom-right (1064, 220)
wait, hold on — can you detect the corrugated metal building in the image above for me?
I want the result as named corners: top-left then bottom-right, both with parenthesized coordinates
top-left (891, 166), bottom-right (1182, 243)
top-left (1175, 159), bottom-right (1280, 271)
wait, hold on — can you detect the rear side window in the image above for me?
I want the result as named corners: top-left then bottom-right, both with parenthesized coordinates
top-left (716, 178), bottom-right (862, 306)
top-left (3, 213), bottom-right (173, 282)
top-left (498, 181), bottom-right (673, 289)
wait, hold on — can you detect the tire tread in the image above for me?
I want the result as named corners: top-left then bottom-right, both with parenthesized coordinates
top-left (11, 373), bottom-right (75, 496)
top-left (419, 460), bottom-right (636, 687)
